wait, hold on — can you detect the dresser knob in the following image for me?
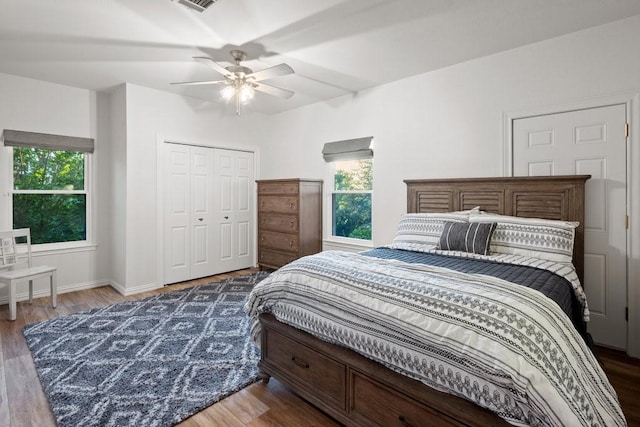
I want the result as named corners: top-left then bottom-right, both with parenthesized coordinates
top-left (290, 240), bottom-right (294, 247)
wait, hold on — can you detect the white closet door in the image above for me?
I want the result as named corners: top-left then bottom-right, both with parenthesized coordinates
top-left (163, 144), bottom-right (215, 284)
top-left (163, 143), bottom-right (191, 284)
top-left (513, 104), bottom-right (628, 349)
top-left (189, 146), bottom-right (216, 279)
top-left (212, 148), bottom-right (254, 273)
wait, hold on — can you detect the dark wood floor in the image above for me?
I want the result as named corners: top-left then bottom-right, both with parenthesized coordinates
top-left (1, 270), bottom-right (639, 426)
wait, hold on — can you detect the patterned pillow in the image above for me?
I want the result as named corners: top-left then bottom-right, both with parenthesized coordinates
top-left (438, 222), bottom-right (497, 255)
top-left (391, 212), bottom-right (469, 251)
top-left (469, 213), bottom-right (578, 263)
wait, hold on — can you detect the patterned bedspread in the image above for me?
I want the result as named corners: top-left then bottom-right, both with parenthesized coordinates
top-left (244, 250), bottom-right (625, 426)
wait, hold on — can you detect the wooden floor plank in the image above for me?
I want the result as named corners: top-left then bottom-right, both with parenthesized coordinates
top-left (2, 269), bottom-right (639, 426)
top-left (0, 333), bottom-right (11, 427)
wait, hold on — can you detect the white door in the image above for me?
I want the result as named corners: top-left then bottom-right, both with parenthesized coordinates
top-left (212, 148), bottom-right (254, 273)
top-left (164, 143), bottom-right (190, 284)
top-left (163, 143), bottom-right (215, 284)
top-left (189, 146), bottom-right (216, 279)
top-left (513, 104), bottom-right (627, 349)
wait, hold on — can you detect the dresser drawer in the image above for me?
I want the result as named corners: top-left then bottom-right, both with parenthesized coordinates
top-left (264, 329), bottom-right (346, 408)
top-left (258, 182), bottom-right (299, 195)
top-left (258, 196), bottom-right (299, 213)
top-left (351, 372), bottom-right (462, 427)
top-left (259, 231), bottom-right (299, 252)
top-left (258, 249), bottom-right (297, 268)
top-left (259, 213), bottom-right (299, 233)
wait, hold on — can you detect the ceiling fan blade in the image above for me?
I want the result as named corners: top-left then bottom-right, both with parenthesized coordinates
top-left (193, 56), bottom-right (234, 79)
top-left (247, 63), bottom-right (294, 82)
top-left (254, 82), bottom-right (294, 99)
top-left (171, 80), bottom-right (227, 86)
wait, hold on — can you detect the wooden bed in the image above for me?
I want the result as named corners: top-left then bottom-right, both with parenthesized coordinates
top-left (258, 175), bottom-right (590, 427)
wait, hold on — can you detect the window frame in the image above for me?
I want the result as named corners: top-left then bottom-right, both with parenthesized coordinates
top-left (1, 145), bottom-right (94, 251)
top-left (324, 159), bottom-right (373, 246)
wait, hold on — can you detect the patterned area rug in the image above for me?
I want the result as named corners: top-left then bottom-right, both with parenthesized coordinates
top-left (22, 272), bottom-right (269, 427)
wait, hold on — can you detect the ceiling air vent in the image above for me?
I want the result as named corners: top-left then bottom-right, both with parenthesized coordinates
top-left (176, 0), bottom-right (218, 12)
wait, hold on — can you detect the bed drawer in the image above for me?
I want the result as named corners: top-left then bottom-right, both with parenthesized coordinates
top-left (351, 372), bottom-right (463, 427)
top-left (264, 329), bottom-right (346, 408)
top-left (259, 213), bottom-right (299, 233)
top-left (259, 231), bottom-right (298, 252)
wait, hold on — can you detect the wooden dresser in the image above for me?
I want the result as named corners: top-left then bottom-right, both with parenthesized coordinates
top-left (256, 179), bottom-right (323, 269)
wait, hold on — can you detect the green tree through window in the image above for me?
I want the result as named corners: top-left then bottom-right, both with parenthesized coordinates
top-left (12, 147), bottom-right (86, 244)
top-left (332, 159), bottom-right (372, 240)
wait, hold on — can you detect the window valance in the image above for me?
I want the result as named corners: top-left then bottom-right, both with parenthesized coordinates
top-left (1, 129), bottom-right (95, 153)
top-left (322, 136), bottom-right (373, 162)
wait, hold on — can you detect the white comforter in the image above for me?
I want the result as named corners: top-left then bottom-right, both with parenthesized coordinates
top-left (244, 251), bottom-right (625, 427)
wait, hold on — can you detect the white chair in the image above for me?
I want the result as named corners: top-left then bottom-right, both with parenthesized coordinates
top-left (0, 229), bottom-right (57, 321)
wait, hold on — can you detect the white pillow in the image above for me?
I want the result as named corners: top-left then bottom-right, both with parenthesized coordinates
top-left (391, 212), bottom-right (469, 251)
top-left (469, 212), bottom-right (578, 263)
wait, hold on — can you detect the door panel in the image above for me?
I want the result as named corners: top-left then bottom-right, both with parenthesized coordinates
top-left (189, 146), bottom-right (215, 279)
top-left (213, 149), bottom-right (255, 273)
top-left (513, 104), bottom-right (627, 349)
top-left (164, 145), bottom-right (190, 284)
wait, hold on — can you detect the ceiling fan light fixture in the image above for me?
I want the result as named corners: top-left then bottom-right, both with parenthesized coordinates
top-left (220, 85), bottom-right (236, 101)
top-left (238, 84), bottom-right (255, 104)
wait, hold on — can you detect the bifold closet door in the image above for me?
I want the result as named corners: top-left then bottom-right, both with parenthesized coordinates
top-left (212, 148), bottom-right (255, 273)
top-left (163, 144), bottom-right (216, 284)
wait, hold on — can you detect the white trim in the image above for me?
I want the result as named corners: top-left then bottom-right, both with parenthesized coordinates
top-left (31, 243), bottom-right (97, 256)
top-left (1, 145), bottom-right (95, 246)
top-left (323, 160), bottom-right (374, 245)
top-left (503, 90), bottom-right (640, 358)
top-left (323, 239), bottom-right (373, 253)
top-left (0, 279), bottom-right (109, 305)
top-left (110, 280), bottom-right (163, 297)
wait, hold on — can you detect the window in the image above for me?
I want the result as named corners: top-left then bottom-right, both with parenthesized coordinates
top-left (12, 148), bottom-right (87, 244)
top-left (322, 136), bottom-right (374, 243)
top-left (331, 158), bottom-right (372, 240)
top-left (2, 129), bottom-right (94, 246)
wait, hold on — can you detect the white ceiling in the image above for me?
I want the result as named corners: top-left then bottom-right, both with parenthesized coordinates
top-left (1, 0), bottom-right (640, 115)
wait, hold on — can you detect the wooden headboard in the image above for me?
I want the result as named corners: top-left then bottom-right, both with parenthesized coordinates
top-left (404, 175), bottom-right (590, 284)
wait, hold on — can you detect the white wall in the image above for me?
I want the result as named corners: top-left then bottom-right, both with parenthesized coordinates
top-left (107, 86), bottom-right (127, 288)
top-left (120, 84), bottom-right (266, 292)
top-left (259, 15), bottom-right (640, 246)
top-left (255, 15), bottom-right (640, 356)
top-left (0, 72), bottom-right (110, 302)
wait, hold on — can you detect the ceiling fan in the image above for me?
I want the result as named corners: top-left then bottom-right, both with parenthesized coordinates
top-left (171, 49), bottom-right (295, 115)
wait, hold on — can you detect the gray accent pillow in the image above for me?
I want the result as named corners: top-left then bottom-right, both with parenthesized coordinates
top-left (439, 221), bottom-right (497, 255)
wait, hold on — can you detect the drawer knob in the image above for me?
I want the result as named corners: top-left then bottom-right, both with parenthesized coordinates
top-left (290, 355), bottom-right (309, 369)
top-left (289, 202), bottom-right (294, 208)
top-left (290, 240), bottom-right (294, 247)
top-left (290, 221), bottom-right (294, 228)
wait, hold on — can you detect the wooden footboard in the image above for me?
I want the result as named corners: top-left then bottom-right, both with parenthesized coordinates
top-left (258, 313), bottom-right (510, 427)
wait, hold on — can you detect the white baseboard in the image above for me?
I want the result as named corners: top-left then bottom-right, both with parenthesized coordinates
top-left (109, 281), bottom-right (163, 297)
top-left (0, 279), bottom-right (110, 305)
